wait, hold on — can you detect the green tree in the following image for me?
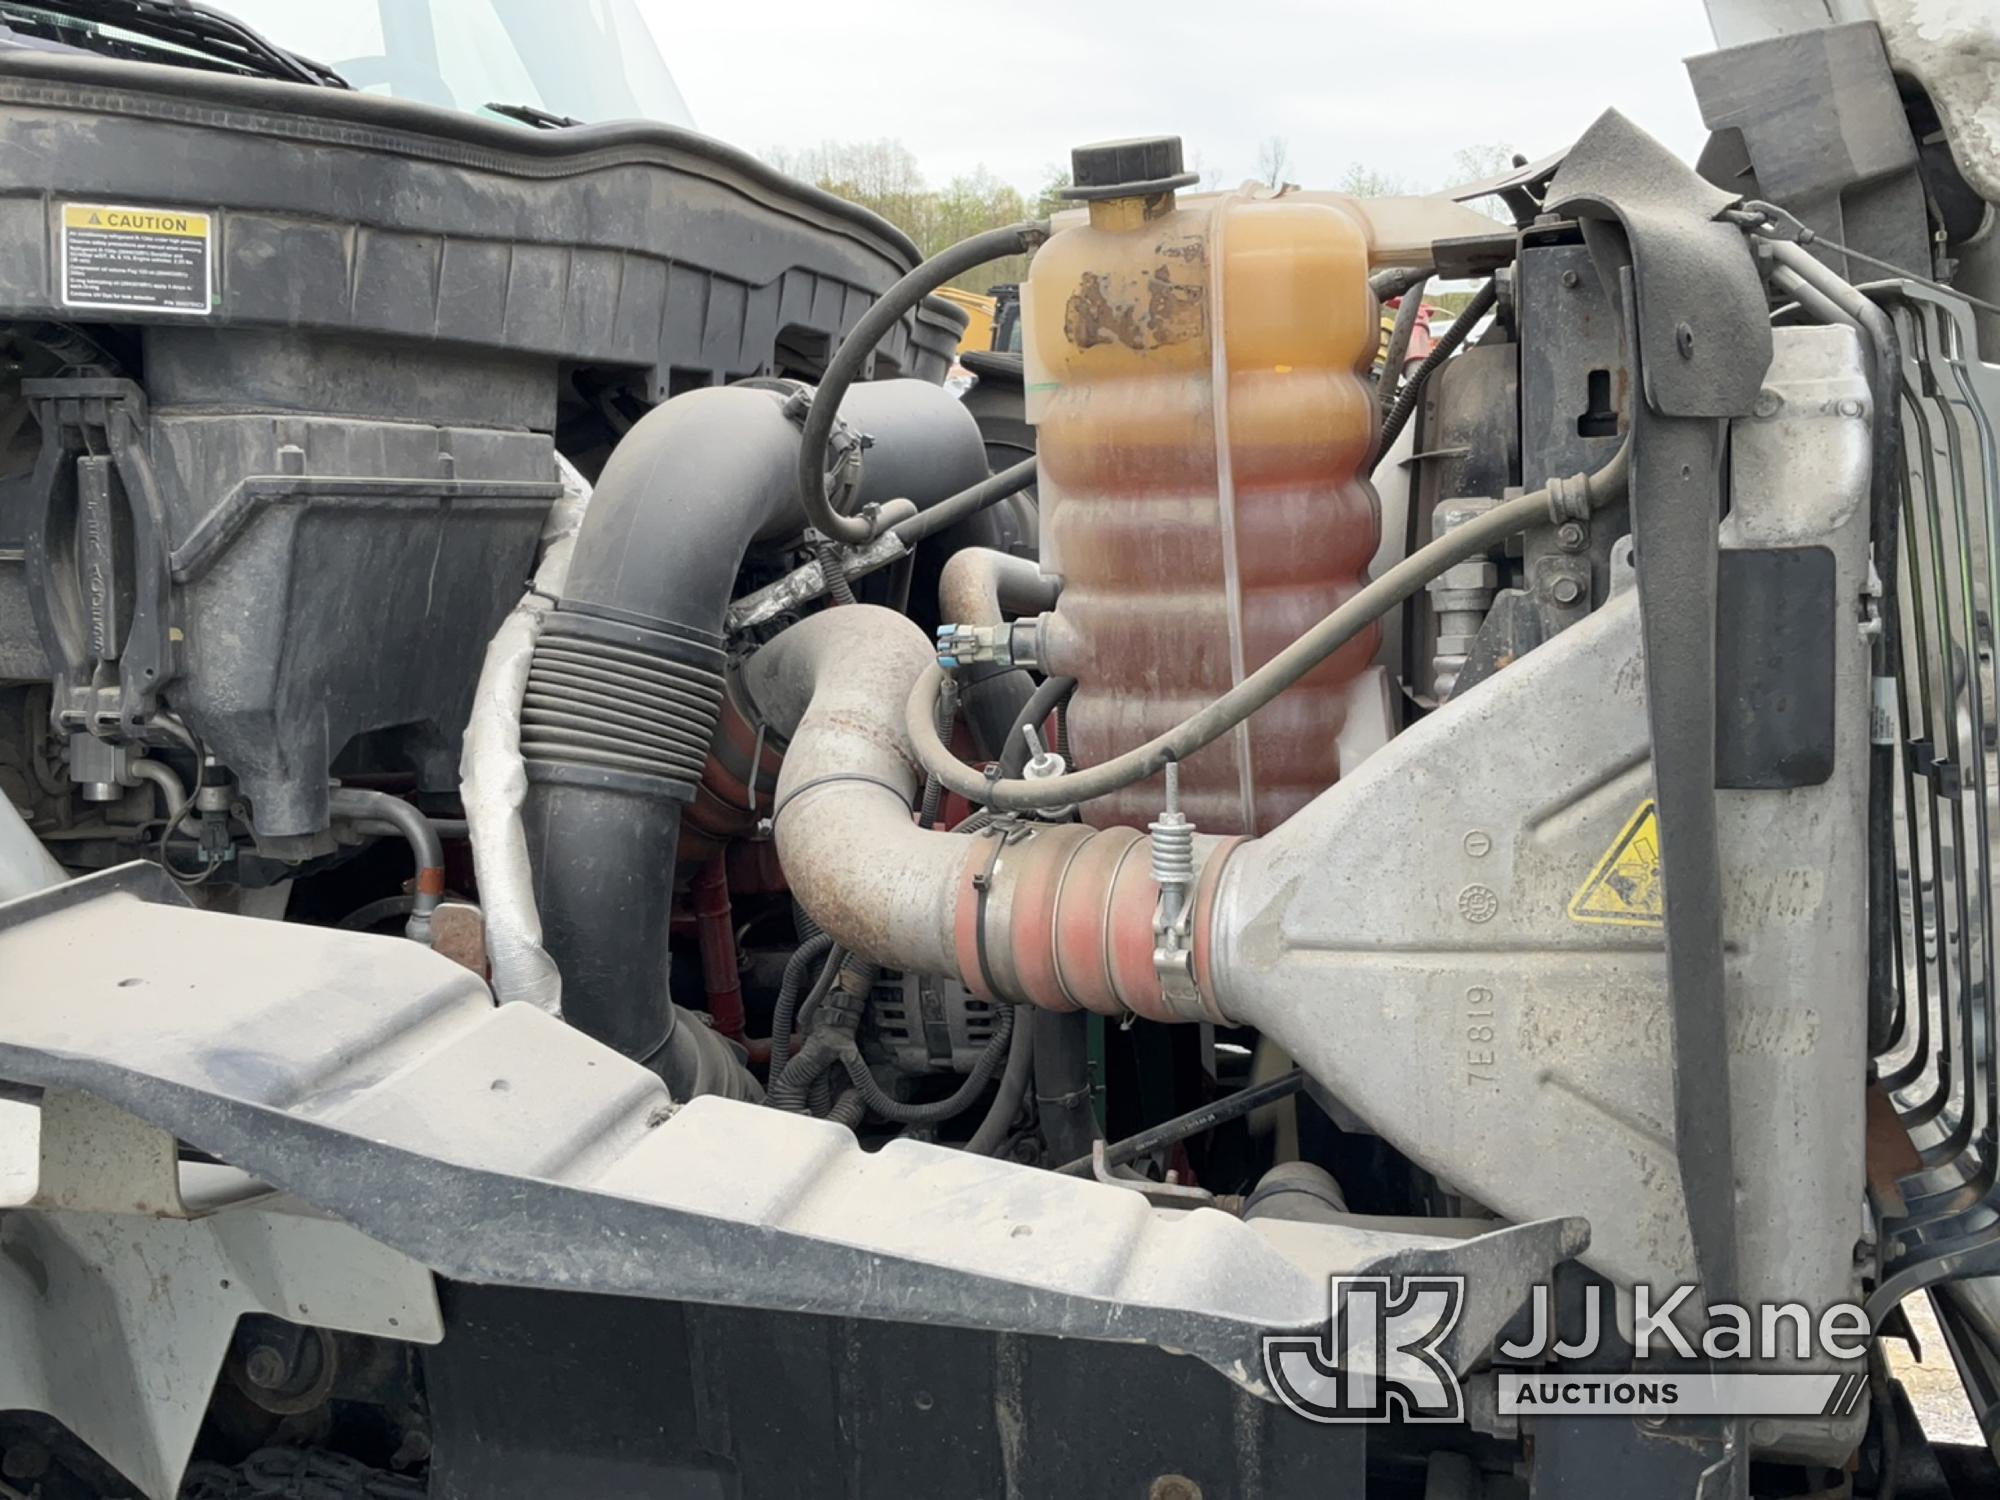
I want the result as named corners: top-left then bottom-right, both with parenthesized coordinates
top-left (765, 139), bottom-right (1052, 293)
top-left (1333, 162), bottom-right (1409, 198)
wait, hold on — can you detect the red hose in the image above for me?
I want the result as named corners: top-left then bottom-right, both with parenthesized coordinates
top-left (693, 857), bottom-right (767, 1062)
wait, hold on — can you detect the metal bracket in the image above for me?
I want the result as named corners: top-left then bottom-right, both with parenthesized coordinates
top-left (22, 377), bottom-right (177, 742)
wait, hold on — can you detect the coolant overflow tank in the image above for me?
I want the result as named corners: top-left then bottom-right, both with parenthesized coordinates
top-left (1024, 136), bottom-right (1380, 834)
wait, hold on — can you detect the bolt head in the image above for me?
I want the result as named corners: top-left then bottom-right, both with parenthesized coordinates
top-left (243, 1345), bottom-right (288, 1390)
top-left (1551, 576), bottom-right (1585, 607)
top-left (1752, 388), bottom-right (1784, 418)
top-left (1555, 521), bottom-right (1586, 552)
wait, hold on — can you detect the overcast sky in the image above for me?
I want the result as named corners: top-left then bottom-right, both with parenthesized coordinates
top-left (648, 1), bottom-right (1723, 197)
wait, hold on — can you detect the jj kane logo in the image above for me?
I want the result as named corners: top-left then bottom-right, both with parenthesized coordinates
top-left (1263, 1275), bottom-right (1466, 1423)
top-left (1262, 1278), bottom-right (1872, 1424)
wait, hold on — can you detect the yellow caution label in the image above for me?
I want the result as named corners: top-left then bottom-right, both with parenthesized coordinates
top-left (1568, 800), bottom-right (1665, 927)
top-left (60, 201), bottom-right (213, 314)
top-left (62, 203), bottom-right (208, 237)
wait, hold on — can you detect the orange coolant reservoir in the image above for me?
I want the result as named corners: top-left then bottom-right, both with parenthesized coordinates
top-left (1023, 137), bottom-right (1380, 834)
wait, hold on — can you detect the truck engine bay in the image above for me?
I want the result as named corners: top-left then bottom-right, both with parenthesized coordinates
top-left (1, 2), bottom-right (2000, 1497)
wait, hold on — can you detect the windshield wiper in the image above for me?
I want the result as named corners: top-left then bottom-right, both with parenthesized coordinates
top-left (486, 101), bottom-right (583, 130)
top-left (0, 0), bottom-right (348, 88)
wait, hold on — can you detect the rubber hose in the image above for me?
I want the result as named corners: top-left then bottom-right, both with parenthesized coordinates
top-left (910, 444), bottom-right (1630, 812)
top-left (524, 380), bottom-right (982, 1062)
top-left (1368, 265), bottom-right (1430, 300)
top-left (964, 1005), bottom-right (1036, 1155)
top-left (1031, 1010), bottom-right (1100, 1163)
top-left (799, 223), bottom-right (1046, 544)
top-left (1377, 278), bottom-right (1497, 455)
top-left (1377, 273), bottom-right (1431, 392)
top-left (889, 458), bottom-right (1038, 548)
top-left (835, 1003), bottom-right (1018, 1125)
top-left (997, 675), bottom-right (1076, 778)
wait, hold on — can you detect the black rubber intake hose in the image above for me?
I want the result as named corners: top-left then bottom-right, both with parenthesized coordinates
top-left (522, 380), bottom-right (986, 1060)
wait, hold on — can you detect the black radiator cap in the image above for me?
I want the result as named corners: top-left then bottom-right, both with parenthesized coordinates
top-left (1061, 135), bottom-right (1199, 201)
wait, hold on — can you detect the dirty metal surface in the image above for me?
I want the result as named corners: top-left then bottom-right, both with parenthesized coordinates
top-left (0, 866), bottom-right (1582, 1496)
top-left (1547, 108), bottom-right (1773, 418)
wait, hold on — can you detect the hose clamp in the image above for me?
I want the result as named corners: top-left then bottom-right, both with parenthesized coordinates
top-left (1148, 761), bottom-right (1204, 1017)
top-left (1152, 898), bottom-right (1201, 1016)
top-left (769, 772), bottom-right (910, 829)
top-left (1546, 470), bottom-right (1593, 525)
top-left (970, 815), bottom-right (1037, 1002)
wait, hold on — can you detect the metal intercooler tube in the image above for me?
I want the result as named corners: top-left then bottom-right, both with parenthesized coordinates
top-left (742, 605), bottom-right (1235, 1024)
top-left (741, 606), bottom-right (971, 974)
top-left (933, 549), bottom-right (1098, 1154)
top-left (521, 382), bottom-right (985, 1061)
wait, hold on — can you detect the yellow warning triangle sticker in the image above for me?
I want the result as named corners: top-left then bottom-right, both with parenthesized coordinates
top-left (1568, 800), bottom-right (1666, 927)
top-left (86, 211), bottom-right (101, 225)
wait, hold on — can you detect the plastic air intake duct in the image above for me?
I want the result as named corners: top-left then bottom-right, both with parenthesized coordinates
top-left (520, 380), bottom-right (985, 1062)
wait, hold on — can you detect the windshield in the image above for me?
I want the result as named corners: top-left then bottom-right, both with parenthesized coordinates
top-left (226, 0), bottom-right (695, 128)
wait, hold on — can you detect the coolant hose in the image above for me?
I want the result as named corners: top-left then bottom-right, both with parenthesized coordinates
top-left (907, 444), bottom-right (1631, 813)
top-left (936, 546), bottom-right (1061, 758)
top-left (327, 787), bottom-right (443, 944)
top-left (522, 381), bottom-right (985, 1061)
top-left (998, 675), bottom-right (1076, 777)
top-left (1032, 1011), bottom-right (1100, 1162)
top-left (798, 222), bottom-right (1046, 545)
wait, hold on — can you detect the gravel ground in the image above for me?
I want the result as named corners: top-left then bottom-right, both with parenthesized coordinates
top-left (1888, 1294), bottom-right (1985, 1447)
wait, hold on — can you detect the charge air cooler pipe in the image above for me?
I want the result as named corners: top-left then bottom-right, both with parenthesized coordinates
top-left (749, 450), bottom-right (1631, 1026)
top-left (741, 605), bottom-right (1241, 1026)
top-left (517, 382), bottom-right (986, 1063)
